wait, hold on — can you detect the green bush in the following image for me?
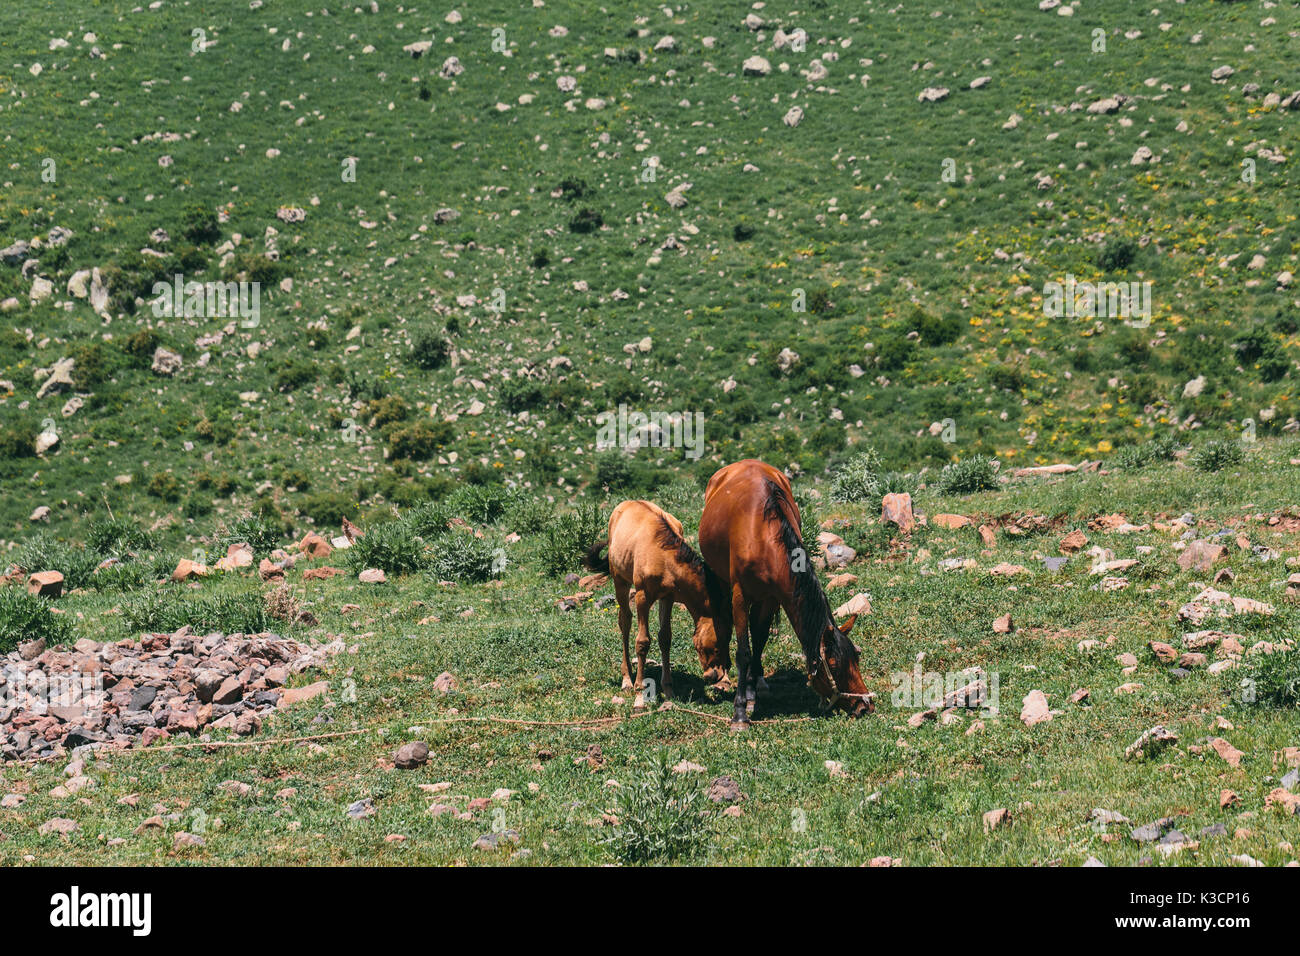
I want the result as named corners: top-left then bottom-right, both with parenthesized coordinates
top-left (932, 457), bottom-right (1000, 496)
top-left (829, 449), bottom-right (886, 503)
top-left (1113, 434), bottom-right (1181, 471)
top-left (216, 513), bottom-right (282, 554)
top-left (86, 517), bottom-right (156, 557)
top-left (502, 496), bottom-right (554, 536)
top-left (410, 329), bottom-right (451, 370)
top-left (1238, 650), bottom-right (1300, 711)
top-left (120, 590), bottom-right (272, 635)
top-left (428, 530), bottom-right (500, 583)
top-left (404, 501), bottom-right (454, 538)
top-left (344, 520), bottom-right (428, 575)
top-left (0, 586), bottom-right (73, 651)
top-left (14, 533), bottom-right (98, 589)
top-left (446, 483), bottom-right (516, 525)
top-left (386, 420), bottom-right (454, 461)
top-left (539, 503), bottom-right (607, 577)
top-left (1192, 439), bottom-right (1245, 472)
top-left (1097, 237), bottom-right (1138, 272)
top-left (603, 754), bottom-right (712, 864)
top-left (88, 560), bottom-right (151, 593)
top-left (299, 491), bottom-right (357, 529)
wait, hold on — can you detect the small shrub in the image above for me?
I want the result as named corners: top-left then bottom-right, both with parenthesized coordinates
top-left (344, 520), bottom-right (427, 575)
top-left (1238, 650), bottom-right (1300, 710)
top-left (539, 503), bottom-right (607, 577)
top-left (410, 329), bottom-right (451, 370)
top-left (299, 491), bottom-right (356, 529)
top-left (88, 561), bottom-right (151, 593)
top-left (604, 754), bottom-right (712, 864)
top-left (146, 472), bottom-right (182, 502)
top-left (568, 208), bottom-right (603, 233)
top-left (386, 420), bottom-right (454, 461)
top-left (1097, 237), bottom-right (1139, 272)
top-left (446, 483), bottom-right (516, 525)
top-left (500, 378), bottom-right (544, 414)
top-left (932, 457), bottom-right (1000, 496)
top-left (429, 531), bottom-right (500, 583)
top-left (829, 449), bottom-right (886, 503)
top-left (216, 513), bottom-right (282, 554)
top-left (502, 496), bottom-right (554, 536)
top-left (14, 533), bottom-right (98, 589)
top-left (1192, 439), bottom-right (1245, 472)
top-left (0, 586), bottom-right (73, 651)
top-left (1113, 434), bottom-right (1181, 471)
top-left (87, 517), bottom-right (155, 557)
top-left (121, 590), bottom-right (272, 635)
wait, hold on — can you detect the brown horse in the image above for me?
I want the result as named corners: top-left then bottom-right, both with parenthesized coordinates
top-left (584, 500), bottom-right (728, 709)
top-left (699, 459), bottom-right (872, 728)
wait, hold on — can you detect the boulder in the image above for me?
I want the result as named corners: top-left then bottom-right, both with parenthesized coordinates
top-left (27, 570), bottom-right (64, 598)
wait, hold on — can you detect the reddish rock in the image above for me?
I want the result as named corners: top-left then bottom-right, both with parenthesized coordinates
top-left (1148, 641), bottom-right (1178, 663)
top-left (259, 558), bottom-right (285, 582)
top-left (303, 566), bottom-right (344, 581)
top-left (992, 613), bottom-right (1013, 634)
top-left (982, 807), bottom-right (1012, 831)
top-left (171, 559), bottom-right (208, 583)
top-left (27, 570), bottom-right (64, 598)
top-left (1020, 690), bottom-right (1051, 727)
top-left (880, 492), bottom-right (915, 533)
top-left (299, 532), bottom-right (333, 559)
top-left (931, 513), bottom-right (972, 530)
top-left (826, 573), bottom-right (858, 589)
top-left (433, 672), bottom-right (460, 694)
top-left (978, 524), bottom-right (997, 548)
top-left (1058, 529), bottom-right (1088, 554)
top-left (1178, 540), bottom-right (1227, 573)
top-left (280, 681), bottom-right (329, 706)
top-left (212, 675), bottom-right (244, 705)
top-left (394, 741), bottom-right (430, 769)
top-left (358, 568), bottom-right (387, 584)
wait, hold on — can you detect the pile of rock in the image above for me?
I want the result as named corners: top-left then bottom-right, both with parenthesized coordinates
top-left (0, 626), bottom-right (341, 762)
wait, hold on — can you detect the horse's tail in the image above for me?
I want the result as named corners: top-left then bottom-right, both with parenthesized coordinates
top-left (582, 538), bottom-right (611, 575)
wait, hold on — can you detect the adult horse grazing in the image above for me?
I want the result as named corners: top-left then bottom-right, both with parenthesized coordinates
top-left (699, 459), bottom-right (872, 728)
top-left (584, 500), bottom-right (728, 709)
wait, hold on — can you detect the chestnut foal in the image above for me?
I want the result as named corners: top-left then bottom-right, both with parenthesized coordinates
top-left (584, 500), bottom-right (726, 709)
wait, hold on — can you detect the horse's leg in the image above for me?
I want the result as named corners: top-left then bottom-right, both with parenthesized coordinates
top-left (633, 589), bottom-right (653, 710)
top-left (657, 598), bottom-right (673, 700)
top-left (615, 580), bottom-right (634, 690)
top-left (730, 584), bottom-right (752, 729)
top-left (749, 600), bottom-right (776, 699)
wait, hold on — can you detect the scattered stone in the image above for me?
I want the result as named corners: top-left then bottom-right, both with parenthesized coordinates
top-left (982, 808), bottom-right (1011, 832)
top-left (394, 741), bottom-right (430, 769)
top-left (1020, 690), bottom-right (1051, 727)
top-left (1125, 725), bottom-right (1178, 761)
top-left (26, 570), bottom-right (64, 598)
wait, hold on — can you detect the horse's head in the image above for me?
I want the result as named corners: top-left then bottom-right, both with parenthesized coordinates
top-left (809, 614), bottom-right (872, 716)
top-left (692, 615), bottom-right (731, 685)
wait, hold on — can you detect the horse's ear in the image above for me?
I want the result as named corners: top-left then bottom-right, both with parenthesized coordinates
top-left (838, 614), bottom-right (857, 637)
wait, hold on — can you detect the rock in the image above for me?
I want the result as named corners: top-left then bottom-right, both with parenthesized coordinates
top-left (36, 357), bottom-right (76, 399)
top-left (1125, 725), bottom-right (1177, 761)
top-left (1178, 587), bottom-right (1273, 624)
top-left (26, 570), bottom-right (64, 598)
top-left (880, 492), bottom-right (915, 533)
top-left (782, 106), bottom-right (804, 128)
top-left (432, 672), bottom-right (459, 694)
top-left (473, 830), bottom-right (520, 851)
top-left (917, 87), bottom-right (950, 103)
top-left (931, 514), bottom-right (972, 530)
top-left (346, 798), bottom-right (375, 819)
top-left (1178, 540), bottom-right (1226, 572)
top-left (30, 276), bottom-right (54, 304)
top-left (34, 429), bottom-right (59, 455)
top-left (742, 56), bottom-right (771, 76)
top-left (1182, 375), bottom-right (1206, 398)
top-left (358, 568), bottom-right (387, 584)
top-left (982, 808), bottom-right (1011, 832)
top-left (440, 56), bottom-right (464, 78)
top-left (299, 533), bottom-right (332, 559)
top-left (992, 613), bottom-right (1014, 634)
top-left (29, 505), bottom-right (52, 522)
top-left (1209, 738), bottom-right (1244, 769)
top-left (150, 347), bottom-right (182, 376)
top-left (215, 542), bottom-right (254, 571)
top-left (707, 776), bottom-right (744, 804)
top-left (170, 559), bottom-right (208, 582)
top-left (280, 681), bottom-right (329, 706)
top-left (1020, 690), bottom-right (1051, 726)
top-left (1148, 641), bottom-right (1178, 663)
top-left (826, 573), bottom-right (858, 589)
top-left (394, 741), bottom-right (430, 769)
top-left (833, 592), bottom-right (872, 618)
top-left (1059, 529), bottom-right (1088, 554)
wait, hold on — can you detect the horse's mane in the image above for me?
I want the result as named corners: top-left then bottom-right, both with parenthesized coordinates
top-left (653, 516), bottom-right (724, 608)
top-left (760, 478), bottom-right (848, 666)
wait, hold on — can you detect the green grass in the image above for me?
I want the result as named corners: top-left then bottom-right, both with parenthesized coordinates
top-left (2, 443), bottom-right (1299, 865)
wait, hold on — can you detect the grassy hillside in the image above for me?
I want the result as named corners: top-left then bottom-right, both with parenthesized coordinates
top-left (3, 443), bottom-right (1300, 865)
top-left (1, 0), bottom-right (1298, 551)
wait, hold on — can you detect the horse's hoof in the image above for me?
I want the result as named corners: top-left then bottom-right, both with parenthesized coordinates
top-left (729, 719), bottom-right (751, 733)
top-left (621, 678), bottom-right (634, 690)
top-left (633, 694), bottom-right (646, 711)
